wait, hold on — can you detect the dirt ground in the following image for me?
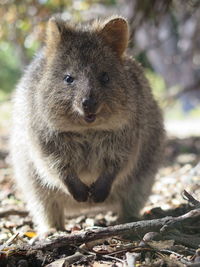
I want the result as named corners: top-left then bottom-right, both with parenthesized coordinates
top-left (0, 102), bottom-right (199, 267)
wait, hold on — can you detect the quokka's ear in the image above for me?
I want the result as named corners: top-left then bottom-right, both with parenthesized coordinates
top-left (45, 17), bottom-right (66, 55)
top-left (98, 16), bottom-right (129, 57)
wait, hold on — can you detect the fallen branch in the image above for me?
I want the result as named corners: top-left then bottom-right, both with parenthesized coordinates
top-left (30, 208), bottom-right (200, 251)
top-left (0, 209), bottom-right (28, 218)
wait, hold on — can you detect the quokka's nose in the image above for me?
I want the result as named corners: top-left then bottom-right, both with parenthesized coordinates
top-left (82, 98), bottom-right (97, 113)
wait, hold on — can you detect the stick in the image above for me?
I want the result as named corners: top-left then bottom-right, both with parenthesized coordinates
top-left (0, 209), bottom-right (28, 218)
top-left (30, 208), bottom-right (200, 251)
top-left (182, 190), bottom-right (200, 208)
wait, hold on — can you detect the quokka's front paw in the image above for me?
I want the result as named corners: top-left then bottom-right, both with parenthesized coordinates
top-left (69, 180), bottom-right (89, 202)
top-left (90, 179), bottom-right (111, 203)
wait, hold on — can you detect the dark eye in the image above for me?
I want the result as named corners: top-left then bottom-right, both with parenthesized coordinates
top-left (64, 75), bottom-right (74, 84)
top-left (100, 72), bottom-right (109, 84)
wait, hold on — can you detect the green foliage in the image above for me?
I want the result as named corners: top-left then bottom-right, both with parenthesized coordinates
top-left (0, 42), bottom-right (21, 101)
top-left (136, 52), bottom-right (153, 70)
top-left (145, 70), bottom-right (166, 100)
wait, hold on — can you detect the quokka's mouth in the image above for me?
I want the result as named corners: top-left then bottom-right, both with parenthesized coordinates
top-left (84, 113), bottom-right (96, 123)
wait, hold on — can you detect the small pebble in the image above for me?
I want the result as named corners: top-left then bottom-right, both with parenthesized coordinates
top-left (143, 232), bottom-right (162, 242)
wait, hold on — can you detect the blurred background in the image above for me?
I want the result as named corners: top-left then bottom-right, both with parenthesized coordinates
top-left (0, 0), bottom-right (200, 137)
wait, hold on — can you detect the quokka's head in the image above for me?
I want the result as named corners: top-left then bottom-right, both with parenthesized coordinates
top-left (37, 16), bottom-right (135, 132)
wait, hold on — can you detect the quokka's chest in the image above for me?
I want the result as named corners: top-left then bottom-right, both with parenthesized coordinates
top-left (69, 140), bottom-right (117, 185)
top-left (56, 139), bottom-right (108, 185)
top-left (61, 132), bottom-right (133, 173)
top-left (69, 140), bottom-right (108, 171)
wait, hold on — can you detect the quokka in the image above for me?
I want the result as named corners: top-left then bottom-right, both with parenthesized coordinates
top-left (10, 16), bottom-right (165, 234)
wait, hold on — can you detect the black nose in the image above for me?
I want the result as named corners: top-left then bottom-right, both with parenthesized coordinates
top-left (82, 98), bottom-right (97, 113)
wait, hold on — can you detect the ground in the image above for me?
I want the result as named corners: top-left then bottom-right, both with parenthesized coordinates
top-left (0, 102), bottom-right (199, 267)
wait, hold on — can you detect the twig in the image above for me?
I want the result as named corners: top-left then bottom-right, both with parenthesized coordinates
top-left (0, 209), bottom-right (28, 218)
top-left (29, 208), bottom-right (200, 251)
top-left (183, 190), bottom-right (200, 208)
top-left (101, 254), bottom-right (126, 264)
top-left (0, 233), bottom-right (19, 251)
top-left (160, 208), bottom-right (200, 233)
top-left (160, 249), bottom-right (193, 265)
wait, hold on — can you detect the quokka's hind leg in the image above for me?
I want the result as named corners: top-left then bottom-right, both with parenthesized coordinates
top-left (14, 161), bottom-right (65, 234)
top-left (27, 185), bottom-right (66, 234)
top-left (116, 174), bottom-right (155, 223)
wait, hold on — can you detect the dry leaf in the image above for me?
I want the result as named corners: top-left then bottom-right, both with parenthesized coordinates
top-left (24, 231), bottom-right (37, 238)
top-left (148, 240), bottom-right (175, 250)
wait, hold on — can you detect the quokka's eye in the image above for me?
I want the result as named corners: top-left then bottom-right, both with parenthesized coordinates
top-left (100, 72), bottom-right (110, 84)
top-left (64, 75), bottom-right (74, 84)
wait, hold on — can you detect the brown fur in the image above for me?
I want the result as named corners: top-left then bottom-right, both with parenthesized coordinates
top-left (10, 16), bottom-right (165, 234)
